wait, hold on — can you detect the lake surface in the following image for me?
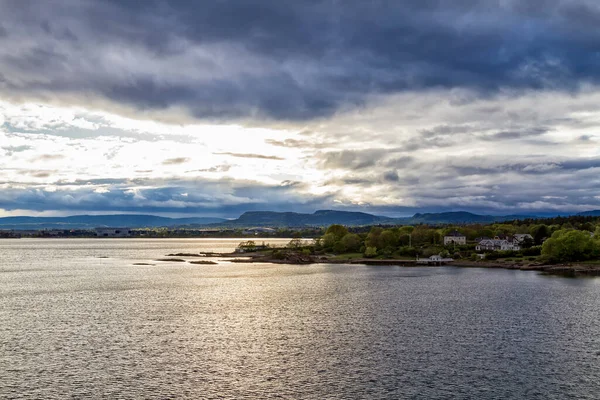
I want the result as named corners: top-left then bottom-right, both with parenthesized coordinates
top-left (1, 238), bottom-right (600, 399)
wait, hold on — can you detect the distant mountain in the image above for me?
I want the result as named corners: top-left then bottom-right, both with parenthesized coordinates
top-left (0, 215), bottom-right (226, 230)
top-left (218, 210), bottom-right (536, 227)
top-left (577, 210), bottom-right (600, 217)
top-left (407, 211), bottom-right (536, 224)
top-left (229, 210), bottom-right (387, 227)
top-left (0, 210), bottom-right (547, 230)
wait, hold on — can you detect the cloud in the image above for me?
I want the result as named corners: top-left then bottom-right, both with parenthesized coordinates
top-left (0, 177), bottom-right (336, 216)
top-left (3, 3), bottom-right (600, 217)
top-left (18, 170), bottom-right (56, 178)
top-left (190, 165), bottom-right (232, 173)
top-left (214, 152), bottom-right (284, 160)
top-left (162, 157), bottom-right (190, 165)
top-left (265, 138), bottom-right (332, 149)
top-left (2, 145), bottom-right (32, 155)
top-left (2, 1), bottom-right (600, 121)
top-left (32, 154), bottom-right (65, 161)
top-left (318, 149), bottom-right (393, 170)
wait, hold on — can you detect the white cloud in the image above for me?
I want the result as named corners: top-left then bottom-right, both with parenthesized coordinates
top-left (3, 86), bottom-right (600, 215)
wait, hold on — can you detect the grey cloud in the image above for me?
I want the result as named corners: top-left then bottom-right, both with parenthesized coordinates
top-left (17, 170), bottom-right (56, 178)
top-left (483, 127), bottom-right (551, 141)
top-left (318, 149), bottom-right (393, 170)
top-left (214, 152), bottom-right (284, 160)
top-left (0, 177), bottom-right (335, 216)
top-left (2, 145), bottom-right (32, 155)
top-left (188, 165), bottom-right (232, 173)
top-left (162, 157), bottom-right (190, 165)
top-left (32, 154), bottom-right (64, 161)
top-left (265, 138), bottom-right (331, 149)
top-left (2, 0), bottom-right (600, 120)
top-left (383, 171), bottom-right (400, 182)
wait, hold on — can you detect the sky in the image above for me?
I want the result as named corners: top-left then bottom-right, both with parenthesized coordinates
top-left (1, 0), bottom-right (600, 218)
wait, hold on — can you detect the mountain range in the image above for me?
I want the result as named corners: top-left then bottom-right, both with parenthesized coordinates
top-left (1, 209), bottom-right (599, 230)
top-left (222, 210), bottom-right (537, 227)
top-left (0, 215), bottom-right (226, 230)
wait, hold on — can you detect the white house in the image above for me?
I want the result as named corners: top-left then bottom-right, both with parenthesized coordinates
top-left (444, 230), bottom-right (466, 245)
top-left (476, 238), bottom-right (520, 252)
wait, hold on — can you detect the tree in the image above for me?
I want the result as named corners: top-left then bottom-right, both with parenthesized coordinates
top-left (322, 233), bottom-right (337, 249)
top-left (325, 224), bottom-right (349, 241)
top-left (541, 229), bottom-right (599, 262)
top-left (530, 224), bottom-right (549, 246)
top-left (341, 233), bottom-right (362, 253)
top-left (238, 240), bottom-right (256, 250)
top-left (365, 227), bottom-right (383, 248)
top-left (287, 238), bottom-right (303, 249)
top-left (364, 246), bottom-right (377, 258)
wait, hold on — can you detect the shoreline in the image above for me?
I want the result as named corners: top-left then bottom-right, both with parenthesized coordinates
top-left (208, 251), bottom-right (600, 277)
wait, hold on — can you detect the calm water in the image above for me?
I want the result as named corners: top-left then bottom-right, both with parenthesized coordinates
top-left (1, 239), bottom-right (600, 399)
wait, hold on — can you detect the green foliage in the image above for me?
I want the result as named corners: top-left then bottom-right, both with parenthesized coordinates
top-left (398, 246), bottom-right (417, 257)
top-left (541, 229), bottom-right (599, 263)
top-left (318, 217), bottom-right (600, 263)
top-left (333, 241), bottom-right (346, 253)
top-left (522, 246), bottom-right (542, 256)
top-left (364, 246), bottom-right (378, 258)
top-left (485, 250), bottom-right (519, 260)
top-left (325, 224), bottom-right (349, 241)
top-left (322, 233), bottom-right (337, 249)
top-left (272, 250), bottom-right (284, 260)
top-left (421, 246), bottom-right (444, 257)
top-left (238, 240), bottom-right (256, 250)
top-left (287, 238), bottom-right (303, 248)
top-left (341, 233), bottom-right (362, 252)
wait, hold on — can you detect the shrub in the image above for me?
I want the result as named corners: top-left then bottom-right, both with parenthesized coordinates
top-left (364, 246), bottom-right (378, 258)
top-left (542, 229), bottom-right (599, 263)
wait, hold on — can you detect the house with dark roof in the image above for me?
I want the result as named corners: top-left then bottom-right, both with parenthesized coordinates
top-left (443, 230), bottom-right (466, 245)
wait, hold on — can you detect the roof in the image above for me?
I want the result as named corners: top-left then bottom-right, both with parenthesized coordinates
top-left (445, 230), bottom-right (465, 237)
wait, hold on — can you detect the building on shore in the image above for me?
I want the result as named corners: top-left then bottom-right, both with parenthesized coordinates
top-left (95, 227), bottom-right (132, 237)
top-left (476, 237), bottom-right (521, 251)
top-left (417, 255), bottom-right (454, 265)
top-left (242, 227), bottom-right (277, 235)
top-left (443, 230), bottom-right (466, 245)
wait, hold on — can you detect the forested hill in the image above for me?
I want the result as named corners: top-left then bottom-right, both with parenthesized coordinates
top-left (230, 210), bottom-right (386, 226)
top-left (219, 210), bottom-right (537, 227)
top-left (578, 210), bottom-right (600, 217)
top-left (3, 210), bottom-right (594, 230)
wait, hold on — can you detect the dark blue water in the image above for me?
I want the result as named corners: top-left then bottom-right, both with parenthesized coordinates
top-left (1, 239), bottom-right (600, 399)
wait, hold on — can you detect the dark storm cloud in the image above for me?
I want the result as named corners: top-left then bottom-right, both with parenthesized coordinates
top-left (483, 127), bottom-right (552, 140)
top-left (2, 0), bottom-right (600, 120)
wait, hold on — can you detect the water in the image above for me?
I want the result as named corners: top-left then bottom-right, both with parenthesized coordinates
top-left (1, 238), bottom-right (600, 399)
